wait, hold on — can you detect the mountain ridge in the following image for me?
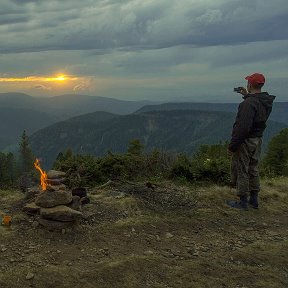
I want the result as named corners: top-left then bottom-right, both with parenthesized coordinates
top-left (136, 102), bottom-right (288, 124)
top-left (1, 93), bottom-right (287, 156)
top-left (29, 109), bottom-right (286, 168)
top-left (0, 92), bottom-right (157, 118)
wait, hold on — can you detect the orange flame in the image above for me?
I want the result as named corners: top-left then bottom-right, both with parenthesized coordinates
top-left (34, 159), bottom-right (47, 191)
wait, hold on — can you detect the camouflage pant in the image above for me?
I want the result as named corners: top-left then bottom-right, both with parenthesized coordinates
top-left (231, 137), bottom-right (262, 197)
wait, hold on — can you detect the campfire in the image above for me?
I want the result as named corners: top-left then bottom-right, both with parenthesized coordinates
top-left (34, 159), bottom-right (48, 191)
top-left (23, 159), bottom-right (89, 230)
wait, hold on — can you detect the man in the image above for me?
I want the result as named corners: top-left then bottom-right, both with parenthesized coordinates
top-left (227, 73), bottom-right (276, 210)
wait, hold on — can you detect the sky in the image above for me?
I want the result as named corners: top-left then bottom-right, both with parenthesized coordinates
top-left (0, 0), bottom-right (287, 102)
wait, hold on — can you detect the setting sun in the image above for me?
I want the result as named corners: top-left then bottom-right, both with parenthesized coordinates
top-left (54, 75), bottom-right (66, 81)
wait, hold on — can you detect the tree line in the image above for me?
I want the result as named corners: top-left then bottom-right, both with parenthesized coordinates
top-left (0, 128), bottom-right (287, 190)
top-left (0, 130), bottom-right (35, 189)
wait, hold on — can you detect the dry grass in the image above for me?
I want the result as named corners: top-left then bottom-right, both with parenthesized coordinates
top-left (0, 178), bottom-right (288, 288)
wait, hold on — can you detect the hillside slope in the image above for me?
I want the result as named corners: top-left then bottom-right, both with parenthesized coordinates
top-left (30, 110), bottom-right (286, 168)
top-left (137, 102), bottom-right (288, 124)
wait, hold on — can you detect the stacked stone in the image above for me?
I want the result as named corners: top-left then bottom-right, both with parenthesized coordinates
top-left (23, 170), bottom-right (83, 230)
top-left (46, 170), bottom-right (66, 190)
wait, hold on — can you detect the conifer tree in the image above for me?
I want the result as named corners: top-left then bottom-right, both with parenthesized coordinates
top-left (127, 139), bottom-right (144, 156)
top-left (0, 152), bottom-right (9, 188)
top-left (19, 130), bottom-right (34, 174)
top-left (63, 148), bottom-right (73, 160)
top-left (6, 152), bottom-right (17, 186)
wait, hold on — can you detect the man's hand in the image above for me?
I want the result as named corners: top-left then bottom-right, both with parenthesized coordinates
top-left (238, 87), bottom-right (248, 97)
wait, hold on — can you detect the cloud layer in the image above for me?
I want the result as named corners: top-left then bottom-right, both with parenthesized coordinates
top-left (0, 0), bottom-right (287, 101)
top-left (1, 0), bottom-right (288, 53)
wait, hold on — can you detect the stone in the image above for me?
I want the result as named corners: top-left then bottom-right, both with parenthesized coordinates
top-left (23, 203), bottom-right (41, 215)
top-left (165, 232), bottom-right (174, 239)
top-left (32, 221), bottom-right (40, 228)
top-left (40, 205), bottom-right (83, 222)
top-left (47, 170), bottom-right (66, 179)
top-left (46, 184), bottom-right (67, 191)
top-left (80, 196), bottom-right (90, 205)
top-left (72, 187), bottom-right (87, 198)
top-left (46, 178), bottom-right (65, 186)
top-left (35, 190), bottom-right (72, 208)
top-left (68, 196), bottom-right (81, 211)
top-left (26, 273), bottom-right (35, 280)
top-left (38, 218), bottom-right (76, 229)
top-left (25, 187), bottom-right (41, 200)
top-left (144, 250), bottom-right (154, 256)
top-left (115, 192), bottom-right (126, 199)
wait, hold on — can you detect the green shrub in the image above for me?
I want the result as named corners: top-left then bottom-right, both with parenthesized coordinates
top-left (53, 151), bottom-right (104, 187)
top-left (261, 128), bottom-right (288, 176)
top-left (170, 154), bottom-right (194, 181)
top-left (170, 143), bottom-right (230, 185)
top-left (53, 142), bottom-right (232, 187)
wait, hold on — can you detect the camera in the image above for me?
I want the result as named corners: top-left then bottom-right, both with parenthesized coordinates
top-left (233, 87), bottom-right (242, 93)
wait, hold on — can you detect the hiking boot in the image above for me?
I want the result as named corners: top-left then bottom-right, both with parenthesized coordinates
top-left (227, 196), bottom-right (248, 210)
top-left (249, 191), bottom-right (259, 209)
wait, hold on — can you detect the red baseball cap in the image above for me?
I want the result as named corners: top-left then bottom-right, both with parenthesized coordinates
top-left (245, 73), bottom-right (265, 85)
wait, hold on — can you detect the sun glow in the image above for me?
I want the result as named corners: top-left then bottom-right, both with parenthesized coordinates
top-left (0, 74), bottom-right (78, 82)
top-left (55, 75), bottom-right (66, 81)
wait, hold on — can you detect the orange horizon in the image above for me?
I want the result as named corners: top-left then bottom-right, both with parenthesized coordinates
top-left (0, 75), bottom-right (78, 82)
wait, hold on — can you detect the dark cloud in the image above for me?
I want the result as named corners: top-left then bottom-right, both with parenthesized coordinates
top-left (0, 14), bottom-right (30, 25)
top-left (0, 0), bottom-right (287, 54)
top-left (209, 40), bottom-right (288, 67)
top-left (11, 0), bottom-right (39, 3)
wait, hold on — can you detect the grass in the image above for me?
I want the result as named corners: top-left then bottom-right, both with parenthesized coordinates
top-left (0, 178), bottom-right (287, 288)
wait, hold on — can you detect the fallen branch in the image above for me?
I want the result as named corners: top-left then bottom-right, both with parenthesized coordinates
top-left (96, 180), bottom-right (114, 189)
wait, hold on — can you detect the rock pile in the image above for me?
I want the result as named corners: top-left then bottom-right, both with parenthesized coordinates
top-left (23, 170), bottom-right (87, 230)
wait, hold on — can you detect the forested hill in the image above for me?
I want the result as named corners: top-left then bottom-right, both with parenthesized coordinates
top-left (137, 102), bottom-right (288, 124)
top-left (30, 110), bottom-right (286, 168)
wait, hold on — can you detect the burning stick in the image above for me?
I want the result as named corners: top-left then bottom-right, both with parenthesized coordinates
top-left (34, 159), bottom-right (48, 191)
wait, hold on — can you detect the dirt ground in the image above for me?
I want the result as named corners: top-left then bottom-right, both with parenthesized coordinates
top-left (0, 178), bottom-right (287, 288)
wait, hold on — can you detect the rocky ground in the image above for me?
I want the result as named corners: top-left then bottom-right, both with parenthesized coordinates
top-left (0, 178), bottom-right (287, 288)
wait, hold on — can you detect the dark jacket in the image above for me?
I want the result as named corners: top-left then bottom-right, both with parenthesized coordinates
top-left (228, 92), bottom-right (276, 152)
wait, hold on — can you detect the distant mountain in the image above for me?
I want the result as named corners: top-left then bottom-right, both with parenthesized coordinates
top-left (2, 93), bottom-right (287, 157)
top-left (0, 93), bottom-right (155, 151)
top-left (30, 110), bottom-right (286, 168)
top-left (137, 102), bottom-right (238, 114)
top-left (0, 107), bottom-right (56, 151)
top-left (136, 102), bottom-right (288, 124)
top-left (0, 93), bottom-right (155, 119)
top-left (65, 111), bottom-right (117, 124)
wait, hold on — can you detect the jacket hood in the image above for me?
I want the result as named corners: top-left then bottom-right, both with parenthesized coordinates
top-left (253, 92), bottom-right (276, 108)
